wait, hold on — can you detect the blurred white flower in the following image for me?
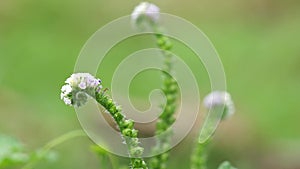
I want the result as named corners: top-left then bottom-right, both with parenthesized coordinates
top-left (131, 2), bottom-right (160, 25)
top-left (60, 73), bottom-right (102, 107)
top-left (61, 84), bottom-right (72, 93)
top-left (203, 91), bottom-right (235, 119)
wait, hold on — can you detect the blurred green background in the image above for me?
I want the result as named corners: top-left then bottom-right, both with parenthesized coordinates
top-left (1, 0), bottom-right (300, 168)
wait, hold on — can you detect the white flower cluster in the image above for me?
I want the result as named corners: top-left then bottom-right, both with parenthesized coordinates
top-left (131, 2), bottom-right (160, 25)
top-left (203, 91), bottom-right (235, 120)
top-left (60, 73), bottom-right (102, 107)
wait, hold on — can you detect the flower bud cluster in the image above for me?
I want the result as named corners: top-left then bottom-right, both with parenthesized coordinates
top-left (60, 73), bottom-right (102, 107)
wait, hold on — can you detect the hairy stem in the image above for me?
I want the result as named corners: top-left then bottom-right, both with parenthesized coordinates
top-left (190, 139), bottom-right (210, 169)
top-left (96, 92), bottom-right (148, 169)
top-left (149, 28), bottom-right (178, 169)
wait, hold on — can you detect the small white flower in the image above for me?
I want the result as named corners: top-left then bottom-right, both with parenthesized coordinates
top-left (65, 77), bottom-right (72, 84)
top-left (60, 92), bottom-right (65, 100)
top-left (96, 85), bottom-right (103, 93)
top-left (61, 84), bottom-right (72, 93)
top-left (60, 73), bottom-right (103, 107)
top-left (131, 2), bottom-right (160, 24)
top-left (203, 91), bottom-right (235, 120)
top-left (63, 97), bottom-right (72, 105)
top-left (78, 82), bottom-right (87, 89)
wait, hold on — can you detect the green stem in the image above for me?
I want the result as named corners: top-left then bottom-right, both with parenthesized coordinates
top-left (22, 130), bottom-right (86, 169)
top-left (190, 139), bottom-right (210, 169)
top-left (96, 92), bottom-right (148, 169)
top-left (149, 26), bottom-right (178, 169)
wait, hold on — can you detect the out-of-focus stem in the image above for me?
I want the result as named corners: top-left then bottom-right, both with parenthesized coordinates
top-left (149, 25), bottom-right (178, 169)
top-left (190, 139), bottom-right (210, 169)
top-left (22, 130), bottom-right (86, 169)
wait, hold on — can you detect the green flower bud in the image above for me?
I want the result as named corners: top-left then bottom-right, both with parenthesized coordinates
top-left (130, 147), bottom-right (144, 157)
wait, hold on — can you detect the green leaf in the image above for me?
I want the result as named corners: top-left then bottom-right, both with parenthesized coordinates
top-left (0, 134), bottom-right (29, 168)
top-left (217, 161), bottom-right (238, 169)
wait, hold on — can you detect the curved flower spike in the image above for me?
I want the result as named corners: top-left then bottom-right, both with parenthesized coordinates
top-left (60, 73), bottom-right (102, 107)
top-left (131, 2), bottom-right (160, 25)
top-left (60, 73), bottom-right (148, 169)
top-left (203, 91), bottom-right (235, 120)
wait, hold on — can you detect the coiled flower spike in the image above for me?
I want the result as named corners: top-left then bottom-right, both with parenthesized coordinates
top-left (191, 91), bottom-right (235, 169)
top-left (60, 73), bottom-right (148, 169)
top-left (60, 73), bottom-right (102, 107)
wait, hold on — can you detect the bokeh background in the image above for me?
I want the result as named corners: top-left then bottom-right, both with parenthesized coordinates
top-left (1, 0), bottom-right (300, 169)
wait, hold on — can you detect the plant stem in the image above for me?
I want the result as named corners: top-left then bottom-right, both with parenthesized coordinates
top-left (22, 130), bottom-right (86, 169)
top-left (149, 27), bottom-right (178, 169)
top-left (95, 92), bottom-right (148, 169)
top-left (190, 139), bottom-right (210, 169)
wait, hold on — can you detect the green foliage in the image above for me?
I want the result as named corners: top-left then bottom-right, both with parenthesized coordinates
top-left (217, 161), bottom-right (237, 169)
top-left (0, 134), bottom-right (58, 169)
top-left (31, 149), bottom-right (58, 164)
top-left (0, 134), bottom-right (29, 168)
top-left (22, 130), bottom-right (85, 169)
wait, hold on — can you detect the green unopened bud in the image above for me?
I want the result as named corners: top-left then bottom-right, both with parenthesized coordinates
top-left (122, 129), bottom-right (138, 138)
top-left (157, 37), bottom-right (165, 47)
top-left (129, 138), bottom-right (139, 146)
top-left (109, 105), bottom-right (117, 113)
top-left (107, 99), bottom-right (113, 108)
top-left (161, 153), bottom-right (169, 161)
top-left (121, 119), bottom-right (134, 129)
top-left (164, 40), bottom-right (173, 50)
top-left (166, 94), bottom-right (176, 103)
top-left (113, 113), bottom-right (124, 122)
top-left (130, 146), bottom-right (144, 157)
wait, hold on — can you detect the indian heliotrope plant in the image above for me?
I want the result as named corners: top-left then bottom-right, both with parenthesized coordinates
top-left (60, 73), bottom-right (148, 169)
top-left (0, 2), bottom-right (239, 169)
top-left (131, 2), bottom-right (238, 169)
top-left (132, 2), bottom-right (179, 169)
top-left (59, 2), bottom-right (238, 169)
top-left (191, 91), bottom-right (235, 169)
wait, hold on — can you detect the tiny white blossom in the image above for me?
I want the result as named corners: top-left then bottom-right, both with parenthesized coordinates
top-left (60, 92), bottom-right (65, 100)
top-left (61, 84), bottom-right (72, 93)
top-left (60, 73), bottom-right (103, 107)
top-left (63, 97), bottom-right (72, 105)
top-left (203, 91), bottom-right (235, 120)
top-left (131, 2), bottom-right (160, 24)
top-left (96, 85), bottom-right (103, 93)
top-left (78, 82), bottom-right (87, 89)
